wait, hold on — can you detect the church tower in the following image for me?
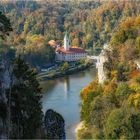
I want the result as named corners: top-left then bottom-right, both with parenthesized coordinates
top-left (64, 31), bottom-right (69, 51)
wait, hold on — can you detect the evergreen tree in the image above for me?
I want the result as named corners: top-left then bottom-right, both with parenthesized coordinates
top-left (0, 11), bottom-right (12, 39)
top-left (7, 56), bottom-right (43, 138)
top-left (0, 11), bottom-right (12, 138)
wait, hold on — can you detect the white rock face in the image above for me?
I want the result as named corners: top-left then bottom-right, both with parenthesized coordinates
top-left (96, 44), bottom-right (109, 84)
top-left (87, 44), bottom-right (108, 84)
top-left (96, 51), bottom-right (106, 83)
top-left (87, 50), bottom-right (107, 84)
top-left (135, 60), bottom-right (140, 70)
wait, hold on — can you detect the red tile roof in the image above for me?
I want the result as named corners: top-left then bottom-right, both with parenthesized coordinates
top-left (56, 47), bottom-right (86, 54)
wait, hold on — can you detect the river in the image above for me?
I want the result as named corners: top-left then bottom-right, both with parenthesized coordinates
top-left (41, 67), bottom-right (97, 139)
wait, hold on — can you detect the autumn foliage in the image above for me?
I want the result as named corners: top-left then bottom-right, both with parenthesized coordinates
top-left (78, 14), bottom-right (140, 139)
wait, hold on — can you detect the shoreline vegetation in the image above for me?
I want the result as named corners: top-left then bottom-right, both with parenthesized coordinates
top-left (77, 15), bottom-right (140, 139)
top-left (37, 60), bottom-right (94, 81)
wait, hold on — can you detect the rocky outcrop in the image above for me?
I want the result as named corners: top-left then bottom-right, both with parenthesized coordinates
top-left (44, 109), bottom-right (65, 139)
top-left (96, 50), bottom-right (107, 83)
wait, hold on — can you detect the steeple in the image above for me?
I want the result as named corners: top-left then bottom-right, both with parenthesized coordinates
top-left (64, 31), bottom-right (69, 51)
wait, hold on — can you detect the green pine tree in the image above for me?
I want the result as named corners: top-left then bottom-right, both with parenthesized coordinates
top-left (8, 56), bottom-right (43, 139)
top-left (0, 11), bottom-right (13, 39)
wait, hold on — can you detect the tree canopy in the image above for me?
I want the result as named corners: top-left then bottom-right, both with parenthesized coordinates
top-left (78, 15), bottom-right (140, 140)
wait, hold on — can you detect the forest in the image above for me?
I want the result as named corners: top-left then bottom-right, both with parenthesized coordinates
top-left (0, 0), bottom-right (140, 67)
top-left (78, 14), bottom-right (140, 139)
top-left (0, 0), bottom-right (140, 139)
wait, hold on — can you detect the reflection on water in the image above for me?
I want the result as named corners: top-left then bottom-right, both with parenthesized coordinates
top-left (41, 68), bottom-right (97, 139)
top-left (64, 77), bottom-right (70, 99)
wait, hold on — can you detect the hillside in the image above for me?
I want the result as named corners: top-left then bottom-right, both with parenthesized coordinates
top-left (78, 15), bottom-right (140, 139)
top-left (0, 0), bottom-right (140, 139)
top-left (0, 0), bottom-right (140, 66)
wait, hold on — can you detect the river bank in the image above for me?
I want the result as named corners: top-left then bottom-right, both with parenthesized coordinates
top-left (38, 62), bottom-right (94, 81)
